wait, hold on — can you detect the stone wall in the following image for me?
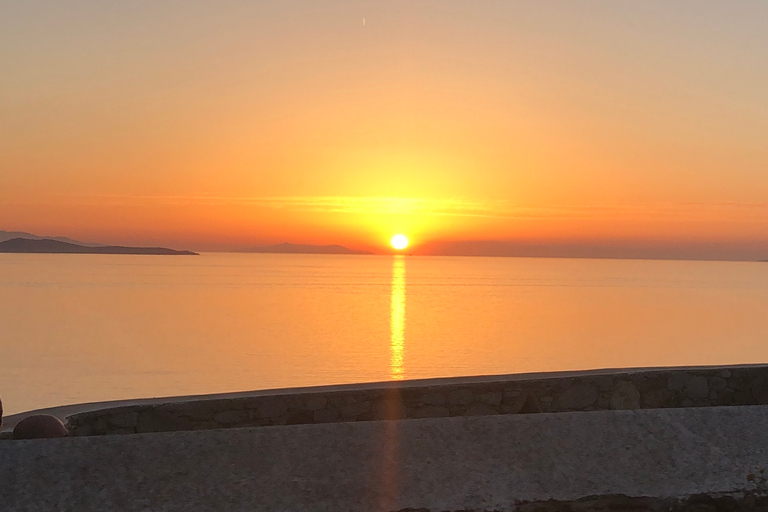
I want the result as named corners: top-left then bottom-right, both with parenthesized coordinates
top-left (63, 365), bottom-right (768, 436)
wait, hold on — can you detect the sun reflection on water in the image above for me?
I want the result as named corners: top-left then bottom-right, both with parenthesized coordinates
top-left (389, 255), bottom-right (406, 380)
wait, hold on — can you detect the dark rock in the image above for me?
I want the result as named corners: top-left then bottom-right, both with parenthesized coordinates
top-left (668, 374), bottom-right (688, 391)
top-left (256, 398), bottom-right (288, 419)
top-left (314, 408), bottom-right (340, 423)
top-left (72, 424), bottom-right (93, 437)
top-left (709, 377), bottom-right (728, 392)
top-left (419, 393), bottom-right (447, 406)
top-left (108, 411), bottom-right (138, 429)
top-left (751, 376), bottom-right (768, 404)
top-left (304, 396), bottom-right (328, 411)
top-left (556, 384), bottom-right (598, 410)
top-left (479, 391), bottom-right (503, 406)
top-left (213, 410), bottom-right (250, 425)
top-left (373, 399), bottom-right (407, 420)
top-left (136, 410), bottom-right (193, 433)
top-left (465, 403), bottom-right (499, 416)
top-left (341, 401), bottom-right (371, 419)
top-left (642, 388), bottom-right (676, 409)
top-left (191, 421), bottom-right (220, 430)
top-left (448, 389), bottom-right (473, 406)
top-left (285, 410), bottom-right (314, 425)
top-left (610, 381), bottom-right (641, 410)
top-left (13, 415), bottom-right (69, 439)
top-left (684, 376), bottom-right (709, 399)
top-left (168, 402), bottom-right (218, 421)
top-left (519, 394), bottom-right (544, 414)
top-left (409, 405), bottom-right (450, 419)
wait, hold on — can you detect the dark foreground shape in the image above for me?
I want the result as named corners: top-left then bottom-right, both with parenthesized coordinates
top-left (396, 493), bottom-right (768, 511)
top-left (13, 415), bottom-right (69, 440)
top-left (0, 238), bottom-right (197, 255)
top-left (0, 395), bottom-right (3, 429)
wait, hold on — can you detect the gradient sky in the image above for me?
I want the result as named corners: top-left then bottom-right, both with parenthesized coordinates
top-left (2, 1), bottom-right (768, 255)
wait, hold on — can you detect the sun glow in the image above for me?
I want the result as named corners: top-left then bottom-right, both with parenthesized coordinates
top-left (390, 234), bottom-right (409, 250)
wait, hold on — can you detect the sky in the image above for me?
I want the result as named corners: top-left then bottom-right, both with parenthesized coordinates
top-left (2, 1), bottom-right (768, 257)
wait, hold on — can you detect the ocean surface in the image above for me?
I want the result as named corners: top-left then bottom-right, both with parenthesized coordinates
top-left (1, 253), bottom-right (767, 415)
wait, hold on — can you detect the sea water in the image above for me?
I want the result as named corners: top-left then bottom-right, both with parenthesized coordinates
top-left (1, 253), bottom-right (767, 415)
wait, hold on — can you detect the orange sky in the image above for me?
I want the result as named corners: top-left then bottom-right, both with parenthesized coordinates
top-left (2, 1), bottom-right (768, 256)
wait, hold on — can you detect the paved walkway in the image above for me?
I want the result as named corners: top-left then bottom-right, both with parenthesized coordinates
top-left (3, 405), bottom-right (768, 511)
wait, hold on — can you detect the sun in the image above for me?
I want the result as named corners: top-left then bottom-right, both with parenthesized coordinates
top-left (391, 234), bottom-right (409, 250)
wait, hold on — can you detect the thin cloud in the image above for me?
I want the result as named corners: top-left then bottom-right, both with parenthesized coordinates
top-left (54, 194), bottom-right (768, 221)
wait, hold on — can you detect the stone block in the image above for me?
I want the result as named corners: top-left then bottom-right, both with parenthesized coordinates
top-left (170, 402), bottom-right (225, 421)
top-left (448, 389), bottom-right (473, 406)
top-left (192, 422), bottom-right (220, 430)
top-left (341, 401), bottom-right (371, 419)
top-left (373, 399), bottom-right (407, 420)
top-left (314, 409), bottom-right (340, 423)
top-left (214, 410), bottom-right (250, 425)
top-left (733, 390), bottom-right (753, 405)
top-left (752, 377), bottom-right (768, 404)
top-left (108, 411), bottom-right (138, 429)
top-left (73, 424), bottom-right (93, 437)
top-left (93, 418), bottom-right (108, 435)
top-left (136, 411), bottom-right (193, 434)
top-left (642, 389), bottom-right (676, 409)
top-left (285, 410), bottom-right (314, 425)
top-left (668, 374), bottom-right (688, 391)
top-left (419, 393), bottom-right (447, 406)
top-left (556, 384), bottom-right (598, 410)
top-left (610, 381), bottom-right (641, 410)
top-left (479, 392), bottom-right (503, 406)
top-left (684, 376), bottom-right (709, 399)
top-left (256, 399), bottom-right (288, 419)
top-left (410, 405), bottom-right (450, 419)
top-left (709, 377), bottom-right (728, 392)
top-left (508, 391), bottom-right (529, 414)
top-left (342, 396), bottom-right (359, 406)
top-left (596, 395), bottom-right (611, 409)
top-left (595, 378), bottom-right (615, 392)
top-left (465, 403), bottom-right (499, 416)
top-left (730, 377), bottom-right (749, 391)
top-left (304, 396), bottom-right (328, 411)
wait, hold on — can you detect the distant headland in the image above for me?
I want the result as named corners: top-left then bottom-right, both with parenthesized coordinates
top-left (0, 238), bottom-right (198, 256)
top-left (246, 242), bottom-right (372, 255)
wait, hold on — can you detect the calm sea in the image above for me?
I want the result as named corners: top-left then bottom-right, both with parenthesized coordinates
top-left (1, 253), bottom-right (767, 415)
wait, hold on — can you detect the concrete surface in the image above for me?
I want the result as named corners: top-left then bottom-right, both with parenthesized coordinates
top-left (3, 405), bottom-right (768, 511)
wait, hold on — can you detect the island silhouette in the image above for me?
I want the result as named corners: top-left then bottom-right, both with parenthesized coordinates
top-left (0, 238), bottom-right (198, 256)
top-left (246, 242), bottom-right (372, 255)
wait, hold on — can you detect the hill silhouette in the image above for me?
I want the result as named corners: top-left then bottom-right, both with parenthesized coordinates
top-left (247, 243), bottom-right (372, 255)
top-left (0, 230), bottom-right (98, 246)
top-left (0, 238), bottom-right (197, 256)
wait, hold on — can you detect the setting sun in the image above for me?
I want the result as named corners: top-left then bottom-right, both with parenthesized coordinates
top-left (391, 234), bottom-right (409, 250)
